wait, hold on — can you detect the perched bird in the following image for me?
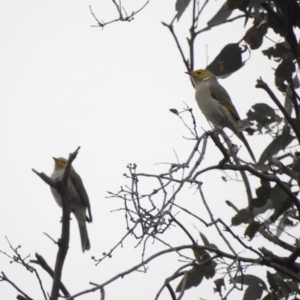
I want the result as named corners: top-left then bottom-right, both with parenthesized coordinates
top-left (51, 157), bottom-right (92, 252)
top-left (187, 69), bottom-right (256, 162)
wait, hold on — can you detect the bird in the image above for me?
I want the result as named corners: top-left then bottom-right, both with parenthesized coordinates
top-left (50, 157), bottom-right (92, 252)
top-left (187, 69), bottom-right (256, 162)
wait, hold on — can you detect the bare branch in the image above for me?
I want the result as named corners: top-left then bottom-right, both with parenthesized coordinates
top-left (90, 1), bottom-right (149, 28)
top-left (0, 272), bottom-right (34, 300)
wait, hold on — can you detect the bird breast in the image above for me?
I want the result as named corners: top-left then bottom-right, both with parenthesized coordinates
top-left (50, 169), bottom-right (78, 208)
top-left (195, 81), bottom-right (237, 132)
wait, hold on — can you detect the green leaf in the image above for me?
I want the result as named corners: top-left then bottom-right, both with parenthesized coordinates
top-left (256, 185), bottom-right (271, 199)
top-left (176, 265), bottom-right (206, 292)
top-left (251, 185), bottom-right (271, 213)
top-left (244, 23), bottom-right (268, 50)
top-left (199, 232), bottom-right (210, 246)
top-left (231, 209), bottom-right (253, 226)
top-left (284, 86), bottom-right (294, 118)
top-left (175, 0), bottom-right (191, 20)
top-left (206, 43), bottom-right (244, 76)
top-left (227, 0), bottom-right (250, 11)
top-left (267, 271), bottom-right (278, 292)
top-left (262, 292), bottom-right (278, 300)
top-left (275, 213), bottom-right (294, 238)
top-left (253, 199), bottom-right (273, 216)
top-left (285, 74), bottom-right (300, 121)
top-left (236, 274), bottom-right (268, 290)
top-left (244, 221), bottom-right (261, 240)
top-left (291, 118), bottom-right (300, 135)
top-left (247, 103), bottom-right (278, 133)
top-left (270, 184), bottom-right (289, 211)
top-left (193, 248), bottom-right (210, 263)
top-left (275, 57), bottom-right (296, 81)
top-left (249, 0), bottom-right (265, 6)
top-left (204, 261), bottom-right (216, 279)
top-left (258, 126), bottom-right (294, 164)
top-left (267, 272), bottom-right (291, 297)
top-left (285, 279), bottom-right (300, 294)
top-left (270, 196), bottom-right (293, 223)
top-left (214, 278), bottom-right (225, 294)
top-left (235, 275), bottom-right (267, 300)
top-left (268, 183), bottom-right (294, 223)
top-left (244, 284), bottom-right (264, 300)
top-left (207, 2), bottom-right (233, 27)
top-left (262, 42), bottom-right (290, 60)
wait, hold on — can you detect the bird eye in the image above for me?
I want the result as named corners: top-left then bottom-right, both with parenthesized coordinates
top-left (197, 72), bottom-right (201, 74)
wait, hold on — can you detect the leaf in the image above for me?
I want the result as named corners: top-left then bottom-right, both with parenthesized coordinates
top-left (291, 118), bottom-right (300, 135)
top-left (244, 284), bottom-right (264, 300)
top-left (275, 76), bottom-right (287, 92)
top-left (244, 22), bottom-right (268, 50)
top-left (285, 279), bottom-right (300, 294)
top-left (204, 261), bottom-right (216, 279)
top-left (175, 0), bottom-right (191, 20)
top-left (193, 248), bottom-right (210, 264)
top-left (253, 199), bottom-right (273, 216)
top-left (248, 103), bottom-right (277, 118)
top-left (267, 271), bottom-right (278, 292)
top-left (227, 0), bottom-right (250, 11)
top-left (244, 221), bottom-right (261, 240)
top-left (214, 278), bottom-right (225, 294)
top-left (275, 214), bottom-right (293, 238)
top-left (270, 195), bottom-right (293, 223)
top-left (246, 103), bottom-right (278, 133)
top-left (262, 292), bottom-right (278, 300)
top-left (258, 126), bottom-right (294, 164)
top-left (193, 241), bottom-right (217, 280)
top-left (293, 73), bottom-right (300, 89)
top-left (275, 57), bottom-right (296, 81)
top-left (293, 153), bottom-right (300, 172)
top-left (267, 272), bottom-right (291, 297)
top-left (207, 2), bottom-right (233, 27)
top-left (206, 43), bottom-right (244, 76)
top-left (231, 209), bottom-right (253, 226)
top-left (262, 42), bottom-right (290, 60)
top-left (176, 265), bottom-right (206, 292)
top-left (270, 184), bottom-right (289, 211)
top-left (236, 274), bottom-right (268, 290)
top-left (285, 74), bottom-right (300, 121)
top-left (199, 232), bottom-right (210, 246)
top-left (235, 275), bottom-right (268, 300)
top-left (251, 185), bottom-right (271, 210)
top-left (269, 182), bottom-right (294, 223)
top-left (267, 2), bottom-right (300, 35)
top-left (284, 85), bottom-right (294, 118)
top-left (256, 185), bottom-right (271, 199)
top-left (169, 108), bottom-right (179, 115)
top-left (249, 0), bottom-right (265, 5)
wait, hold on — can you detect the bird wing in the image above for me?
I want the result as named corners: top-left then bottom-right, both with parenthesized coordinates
top-left (209, 80), bottom-right (241, 121)
top-left (70, 171), bottom-right (93, 223)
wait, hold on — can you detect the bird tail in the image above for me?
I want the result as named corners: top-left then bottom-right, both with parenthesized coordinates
top-left (76, 216), bottom-right (91, 252)
top-left (237, 131), bottom-right (256, 162)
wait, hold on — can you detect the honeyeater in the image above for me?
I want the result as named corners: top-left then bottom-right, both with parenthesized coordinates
top-left (187, 69), bottom-right (255, 162)
top-left (51, 157), bottom-right (92, 252)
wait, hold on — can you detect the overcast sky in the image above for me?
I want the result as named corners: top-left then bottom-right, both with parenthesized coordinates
top-left (0, 1), bottom-right (296, 299)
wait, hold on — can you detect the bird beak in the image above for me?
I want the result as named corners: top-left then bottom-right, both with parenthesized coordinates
top-left (185, 71), bottom-right (192, 75)
top-left (52, 157), bottom-right (57, 161)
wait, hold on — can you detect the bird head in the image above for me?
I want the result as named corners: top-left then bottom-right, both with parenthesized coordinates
top-left (53, 157), bottom-right (68, 170)
top-left (186, 69), bottom-right (215, 84)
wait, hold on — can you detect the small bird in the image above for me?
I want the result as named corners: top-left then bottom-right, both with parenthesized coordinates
top-left (51, 157), bottom-right (92, 252)
top-left (187, 69), bottom-right (256, 162)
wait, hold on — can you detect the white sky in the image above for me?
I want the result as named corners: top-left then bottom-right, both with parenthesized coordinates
top-left (0, 1), bottom-right (298, 299)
